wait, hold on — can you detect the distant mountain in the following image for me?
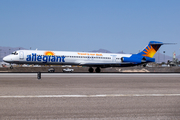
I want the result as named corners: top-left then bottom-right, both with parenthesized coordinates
top-left (153, 53), bottom-right (172, 63)
top-left (0, 46), bottom-right (26, 62)
top-left (90, 49), bottom-right (112, 53)
top-left (90, 49), bottom-right (126, 54)
top-left (117, 51), bottom-right (125, 54)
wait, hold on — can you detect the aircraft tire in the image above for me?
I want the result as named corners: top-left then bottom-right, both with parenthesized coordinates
top-left (143, 64), bottom-right (147, 67)
top-left (10, 65), bottom-right (13, 69)
top-left (95, 67), bottom-right (101, 73)
top-left (89, 67), bottom-right (94, 73)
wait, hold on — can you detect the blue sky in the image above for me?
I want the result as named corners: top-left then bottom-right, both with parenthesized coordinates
top-left (0, 0), bottom-right (180, 56)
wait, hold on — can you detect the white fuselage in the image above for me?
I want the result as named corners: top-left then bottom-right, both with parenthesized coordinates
top-left (3, 50), bottom-right (132, 67)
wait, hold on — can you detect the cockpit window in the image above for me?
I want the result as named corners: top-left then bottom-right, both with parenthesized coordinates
top-left (11, 51), bottom-right (18, 55)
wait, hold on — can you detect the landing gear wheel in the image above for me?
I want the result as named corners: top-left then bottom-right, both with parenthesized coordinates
top-left (143, 64), bottom-right (147, 67)
top-left (95, 67), bottom-right (101, 73)
top-left (10, 65), bottom-right (13, 69)
top-left (89, 67), bottom-right (94, 73)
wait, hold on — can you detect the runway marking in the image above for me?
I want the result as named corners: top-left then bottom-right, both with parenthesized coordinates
top-left (1, 94), bottom-right (180, 98)
top-left (0, 73), bottom-right (180, 77)
top-left (0, 73), bottom-right (180, 75)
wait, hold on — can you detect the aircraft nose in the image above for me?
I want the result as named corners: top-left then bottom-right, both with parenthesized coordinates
top-left (3, 56), bottom-right (11, 62)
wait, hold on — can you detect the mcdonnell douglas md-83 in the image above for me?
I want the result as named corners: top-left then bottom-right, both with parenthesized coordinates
top-left (3, 41), bottom-right (164, 73)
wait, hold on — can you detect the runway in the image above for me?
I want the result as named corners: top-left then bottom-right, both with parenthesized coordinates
top-left (0, 73), bottom-right (180, 119)
top-left (0, 72), bottom-right (180, 77)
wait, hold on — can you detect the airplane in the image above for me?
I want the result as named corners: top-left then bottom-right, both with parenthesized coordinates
top-left (3, 41), bottom-right (164, 73)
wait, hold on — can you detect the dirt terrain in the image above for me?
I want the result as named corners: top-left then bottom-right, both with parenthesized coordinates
top-left (0, 66), bottom-right (180, 73)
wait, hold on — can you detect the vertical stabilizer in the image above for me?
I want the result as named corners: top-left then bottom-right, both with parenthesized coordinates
top-left (137, 41), bottom-right (163, 58)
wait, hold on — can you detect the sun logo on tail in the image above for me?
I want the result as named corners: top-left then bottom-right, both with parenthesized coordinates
top-left (44, 51), bottom-right (55, 56)
top-left (142, 44), bottom-right (160, 58)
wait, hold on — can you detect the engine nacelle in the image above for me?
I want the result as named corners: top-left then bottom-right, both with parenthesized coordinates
top-left (121, 55), bottom-right (155, 64)
top-left (121, 57), bottom-right (142, 64)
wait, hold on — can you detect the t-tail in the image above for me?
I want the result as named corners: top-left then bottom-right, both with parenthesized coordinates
top-left (121, 41), bottom-right (164, 64)
top-left (137, 41), bottom-right (163, 58)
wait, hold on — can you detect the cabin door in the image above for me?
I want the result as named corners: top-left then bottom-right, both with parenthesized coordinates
top-left (111, 55), bottom-right (117, 62)
top-left (19, 51), bottom-right (24, 60)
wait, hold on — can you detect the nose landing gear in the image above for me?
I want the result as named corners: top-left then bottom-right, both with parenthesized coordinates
top-left (10, 64), bottom-right (13, 69)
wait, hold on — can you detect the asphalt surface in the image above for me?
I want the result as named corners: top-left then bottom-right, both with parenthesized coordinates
top-left (0, 73), bottom-right (180, 120)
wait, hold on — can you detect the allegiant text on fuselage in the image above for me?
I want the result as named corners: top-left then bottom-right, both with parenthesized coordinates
top-left (26, 53), bottom-right (65, 63)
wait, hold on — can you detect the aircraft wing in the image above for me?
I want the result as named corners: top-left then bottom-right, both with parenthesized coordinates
top-left (79, 62), bottom-right (134, 67)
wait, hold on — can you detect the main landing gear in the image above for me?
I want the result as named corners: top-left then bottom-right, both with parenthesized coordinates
top-left (88, 67), bottom-right (101, 73)
top-left (143, 64), bottom-right (147, 67)
top-left (95, 67), bottom-right (101, 73)
top-left (88, 67), bottom-right (94, 73)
